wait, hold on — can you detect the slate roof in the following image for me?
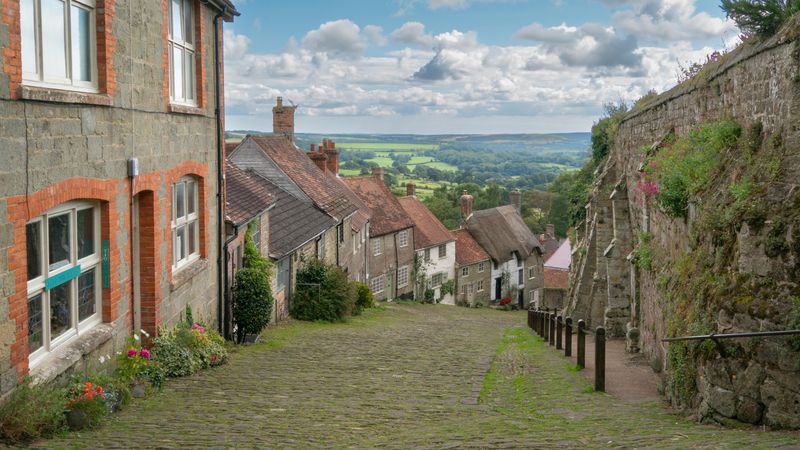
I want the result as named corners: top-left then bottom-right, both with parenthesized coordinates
top-left (545, 239), bottom-right (571, 270)
top-left (224, 162), bottom-right (276, 227)
top-left (245, 169), bottom-right (337, 260)
top-left (453, 229), bottom-right (490, 266)
top-left (398, 196), bottom-right (454, 250)
top-left (342, 176), bottom-right (414, 237)
top-left (465, 205), bottom-right (543, 265)
top-left (247, 136), bottom-right (359, 222)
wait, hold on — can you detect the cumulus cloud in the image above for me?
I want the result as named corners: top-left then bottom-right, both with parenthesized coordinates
top-left (223, 29), bottom-right (251, 60)
top-left (363, 25), bottom-right (388, 46)
top-left (302, 19), bottom-right (368, 57)
top-left (391, 22), bottom-right (435, 48)
top-left (516, 22), bottom-right (642, 69)
top-left (599, 0), bottom-right (737, 41)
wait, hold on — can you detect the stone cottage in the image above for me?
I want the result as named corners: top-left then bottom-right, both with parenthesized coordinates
top-left (0, 0), bottom-right (238, 394)
top-left (460, 191), bottom-right (544, 308)
top-left (452, 229), bottom-right (492, 307)
top-left (343, 169), bottom-right (415, 301)
top-left (399, 184), bottom-right (456, 305)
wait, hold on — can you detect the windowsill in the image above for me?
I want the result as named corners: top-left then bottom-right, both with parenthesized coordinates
top-left (169, 103), bottom-right (206, 116)
top-left (19, 85), bottom-right (112, 106)
top-left (171, 258), bottom-right (208, 292)
top-left (29, 323), bottom-right (114, 383)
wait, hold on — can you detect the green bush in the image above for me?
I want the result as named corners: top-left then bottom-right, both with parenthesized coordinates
top-left (233, 267), bottom-right (273, 343)
top-left (354, 282), bottom-right (375, 315)
top-left (153, 323), bottom-right (228, 377)
top-left (291, 259), bottom-right (356, 322)
top-left (0, 378), bottom-right (66, 443)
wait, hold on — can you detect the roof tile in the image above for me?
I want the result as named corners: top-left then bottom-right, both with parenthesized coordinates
top-left (453, 229), bottom-right (490, 266)
top-left (398, 196), bottom-right (454, 250)
top-left (224, 162), bottom-right (276, 226)
top-left (342, 176), bottom-right (414, 236)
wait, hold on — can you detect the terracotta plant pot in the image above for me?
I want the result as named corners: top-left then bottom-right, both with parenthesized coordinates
top-left (65, 409), bottom-right (89, 431)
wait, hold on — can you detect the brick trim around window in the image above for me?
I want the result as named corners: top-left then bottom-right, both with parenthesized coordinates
top-left (162, 0), bottom-right (207, 110)
top-left (164, 161), bottom-right (209, 283)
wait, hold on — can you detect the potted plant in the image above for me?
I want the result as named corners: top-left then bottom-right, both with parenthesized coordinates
top-left (65, 382), bottom-right (111, 431)
top-left (116, 334), bottom-right (163, 397)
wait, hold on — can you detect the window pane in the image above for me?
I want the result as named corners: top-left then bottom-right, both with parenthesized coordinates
top-left (187, 181), bottom-right (196, 214)
top-left (77, 208), bottom-right (94, 259)
top-left (70, 5), bottom-right (92, 82)
top-left (175, 182), bottom-right (185, 219)
top-left (188, 221), bottom-right (196, 256)
top-left (41, 0), bottom-right (67, 80)
top-left (20, 0), bottom-right (37, 75)
top-left (48, 213), bottom-right (71, 272)
top-left (50, 281), bottom-right (72, 339)
top-left (26, 222), bottom-right (42, 280)
top-left (185, 50), bottom-right (195, 101)
top-left (183, 0), bottom-right (193, 45)
top-left (171, 0), bottom-right (183, 42)
top-left (176, 226), bottom-right (186, 263)
top-left (172, 46), bottom-right (184, 100)
top-left (27, 293), bottom-right (43, 354)
top-left (78, 268), bottom-right (96, 322)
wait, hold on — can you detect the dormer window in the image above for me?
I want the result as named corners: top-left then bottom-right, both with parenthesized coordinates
top-left (20, 0), bottom-right (98, 91)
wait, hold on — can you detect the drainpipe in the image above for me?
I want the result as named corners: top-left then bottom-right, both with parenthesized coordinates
top-left (212, 6), bottom-right (226, 336)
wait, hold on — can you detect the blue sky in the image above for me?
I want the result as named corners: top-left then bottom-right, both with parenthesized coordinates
top-left (223, 0), bottom-right (739, 134)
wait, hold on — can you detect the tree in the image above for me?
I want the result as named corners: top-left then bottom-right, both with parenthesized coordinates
top-left (291, 259), bottom-right (356, 322)
top-left (721, 0), bottom-right (800, 36)
top-left (232, 268), bottom-right (272, 344)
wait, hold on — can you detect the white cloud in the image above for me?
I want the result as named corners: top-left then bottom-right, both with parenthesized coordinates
top-left (223, 29), bottom-right (251, 60)
top-left (302, 19), bottom-right (368, 57)
top-left (364, 25), bottom-right (388, 46)
top-left (391, 22), bottom-right (435, 48)
top-left (599, 0), bottom-right (737, 41)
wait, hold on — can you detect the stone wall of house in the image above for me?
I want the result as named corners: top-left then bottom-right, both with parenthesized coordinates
top-left (567, 22), bottom-right (800, 428)
top-left (0, 0), bottom-right (223, 395)
top-left (455, 261), bottom-right (491, 307)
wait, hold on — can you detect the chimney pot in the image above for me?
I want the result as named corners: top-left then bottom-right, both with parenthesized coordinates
top-left (273, 96), bottom-right (295, 143)
top-left (510, 189), bottom-right (522, 213)
top-left (277, 96), bottom-right (283, 107)
top-left (406, 183), bottom-right (416, 197)
top-left (372, 167), bottom-right (384, 181)
top-left (324, 139), bottom-right (340, 176)
top-left (546, 223), bottom-right (554, 236)
top-left (310, 144), bottom-right (316, 152)
top-left (460, 190), bottom-right (474, 224)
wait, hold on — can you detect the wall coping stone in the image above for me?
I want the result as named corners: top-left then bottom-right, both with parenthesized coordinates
top-left (19, 85), bottom-right (112, 107)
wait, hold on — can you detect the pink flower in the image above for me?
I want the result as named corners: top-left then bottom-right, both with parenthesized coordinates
top-left (127, 349), bottom-right (138, 358)
top-left (139, 348), bottom-right (151, 359)
top-left (192, 324), bottom-right (205, 334)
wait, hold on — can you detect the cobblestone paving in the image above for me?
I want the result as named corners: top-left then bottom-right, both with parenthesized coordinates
top-left (38, 304), bottom-right (799, 449)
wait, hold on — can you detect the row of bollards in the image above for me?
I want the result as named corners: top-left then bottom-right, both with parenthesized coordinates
top-left (527, 308), bottom-right (606, 392)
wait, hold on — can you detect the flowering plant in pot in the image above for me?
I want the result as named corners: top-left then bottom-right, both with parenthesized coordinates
top-left (65, 382), bottom-right (112, 430)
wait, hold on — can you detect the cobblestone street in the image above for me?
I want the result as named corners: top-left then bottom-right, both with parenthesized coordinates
top-left (39, 304), bottom-right (799, 448)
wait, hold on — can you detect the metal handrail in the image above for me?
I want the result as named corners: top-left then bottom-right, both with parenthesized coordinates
top-left (662, 330), bottom-right (800, 342)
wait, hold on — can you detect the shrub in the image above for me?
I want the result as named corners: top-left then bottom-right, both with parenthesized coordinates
top-left (354, 282), bottom-right (375, 315)
top-left (291, 259), bottom-right (356, 322)
top-left (116, 335), bottom-right (164, 389)
top-left (233, 267), bottom-right (273, 343)
top-left (65, 381), bottom-right (112, 429)
top-left (720, 0), bottom-right (800, 37)
top-left (0, 378), bottom-right (66, 443)
top-left (153, 323), bottom-right (228, 377)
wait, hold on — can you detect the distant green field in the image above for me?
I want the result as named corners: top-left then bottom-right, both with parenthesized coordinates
top-left (408, 156), bottom-right (434, 165)
top-left (411, 161), bottom-right (458, 172)
top-left (366, 156), bottom-right (394, 168)
top-left (339, 169), bottom-right (362, 177)
top-left (338, 143), bottom-right (439, 151)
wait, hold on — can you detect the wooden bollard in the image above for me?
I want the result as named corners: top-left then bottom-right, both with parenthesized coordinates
top-left (542, 309), bottom-right (548, 338)
top-left (556, 315), bottom-right (563, 350)
top-left (528, 309), bottom-right (533, 329)
top-left (595, 326), bottom-right (606, 392)
top-left (549, 313), bottom-right (556, 346)
top-left (565, 317), bottom-right (573, 357)
top-left (577, 319), bottom-right (586, 369)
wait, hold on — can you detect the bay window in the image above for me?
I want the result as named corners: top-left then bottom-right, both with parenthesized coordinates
top-left (172, 177), bottom-right (199, 270)
top-left (26, 202), bottom-right (101, 365)
top-left (169, 0), bottom-right (196, 105)
top-left (20, 0), bottom-right (98, 90)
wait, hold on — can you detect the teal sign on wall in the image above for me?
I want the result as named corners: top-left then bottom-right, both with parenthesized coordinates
top-left (45, 265), bottom-right (81, 291)
top-left (102, 240), bottom-right (110, 289)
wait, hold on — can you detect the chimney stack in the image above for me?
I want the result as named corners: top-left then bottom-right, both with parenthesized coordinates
top-left (510, 189), bottom-right (522, 213)
top-left (324, 139), bottom-right (339, 176)
top-left (460, 190), bottom-right (474, 224)
top-left (273, 96), bottom-right (296, 143)
top-left (546, 223), bottom-right (554, 237)
top-left (308, 144), bottom-right (327, 173)
top-left (372, 167), bottom-right (384, 181)
top-left (406, 183), bottom-right (416, 197)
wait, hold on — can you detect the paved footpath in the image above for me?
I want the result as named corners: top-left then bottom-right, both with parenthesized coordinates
top-left (38, 304), bottom-right (799, 449)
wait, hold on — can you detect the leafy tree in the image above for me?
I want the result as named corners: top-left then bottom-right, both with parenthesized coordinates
top-left (232, 268), bottom-right (272, 343)
top-left (720, 0), bottom-right (800, 36)
top-left (291, 259), bottom-right (356, 322)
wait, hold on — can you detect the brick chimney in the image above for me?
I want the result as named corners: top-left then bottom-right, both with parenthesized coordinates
top-left (323, 139), bottom-right (339, 176)
top-left (510, 189), bottom-right (521, 213)
top-left (406, 182), bottom-right (416, 197)
top-left (460, 190), bottom-right (474, 224)
top-left (273, 96), bottom-right (296, 143)
top-left (546, 223), bottom-right (554, 237)
top-left (308, 143), bottom-right (327, 173)
top-left (372, 167), bottom-right (384, 181)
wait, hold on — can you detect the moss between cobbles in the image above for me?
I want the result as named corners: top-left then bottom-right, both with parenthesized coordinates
top-left (34, 305), bottom-right (799, 448)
